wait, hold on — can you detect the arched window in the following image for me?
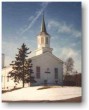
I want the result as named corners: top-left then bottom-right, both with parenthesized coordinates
top-left (41, 37), bottom-right (44, 44)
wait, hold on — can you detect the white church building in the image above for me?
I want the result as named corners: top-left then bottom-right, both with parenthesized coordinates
top-left (2, 15), bottom-right (64, 89)
top-left (31, 15), bottom-right (63, 86)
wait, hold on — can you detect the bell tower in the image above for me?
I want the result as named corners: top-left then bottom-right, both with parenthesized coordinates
top-left (36, 14), bottom-right (53, 56)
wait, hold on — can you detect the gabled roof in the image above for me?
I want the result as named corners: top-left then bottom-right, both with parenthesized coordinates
top-left (29, 52), bottom-right (63, 64)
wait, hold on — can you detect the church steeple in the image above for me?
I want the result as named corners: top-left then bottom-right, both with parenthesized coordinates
top-left (36, 14), bottom-right (53, 56)
top-left (41, 14), bottom-right (47, 33)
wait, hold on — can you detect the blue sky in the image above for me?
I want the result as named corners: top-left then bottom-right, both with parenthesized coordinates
top-left (2, 2), bottom-right (82, 72)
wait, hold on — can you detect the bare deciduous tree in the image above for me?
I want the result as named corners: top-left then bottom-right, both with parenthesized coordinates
top-left (65, 57), bottom-right (74, 75)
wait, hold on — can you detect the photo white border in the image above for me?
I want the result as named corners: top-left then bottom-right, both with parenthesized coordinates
top-left (0, 0), bottom-right (89, 110)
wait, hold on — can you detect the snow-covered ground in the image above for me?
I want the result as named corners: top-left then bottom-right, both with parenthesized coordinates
top-left (2, 86), bottom-right (81, 101)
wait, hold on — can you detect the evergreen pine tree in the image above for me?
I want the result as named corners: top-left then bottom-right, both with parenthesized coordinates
top-left (24, 59), bottom-right (36, 84)
top-left (9, 43), bottom-right (36, 87)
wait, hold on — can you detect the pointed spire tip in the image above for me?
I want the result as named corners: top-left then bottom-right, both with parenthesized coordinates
top-left (41, 14), bottom-right (47, 33)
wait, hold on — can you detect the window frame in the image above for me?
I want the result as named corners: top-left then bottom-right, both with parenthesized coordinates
top-left (54, 68), bottom-right (58, 79)
top-left (36, 66), bottom-right (40, 79)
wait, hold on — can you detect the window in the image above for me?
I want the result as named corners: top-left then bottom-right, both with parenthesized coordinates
top-left (36, 67), bottom-right (40, 79)
top-left (54, 68), bottom-right (58, 79)
top-left (41, 37), bottom-right (44, 44)
top-left (46, 37), bottom-right (48, 44)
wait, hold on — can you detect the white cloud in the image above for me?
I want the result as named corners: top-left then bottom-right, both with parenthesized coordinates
top-left (2, 36), bottom-right (36, 66)
top-left (58, 22), bottom-right (72, 33)
top-left (60, 47), bottom-right (78, 60)
top-left (47, 20), bottom-right (81, 38)
top-left (53, 46), bottom-right (81, 72)
top-left (48, 20), bottom-right (60, 30)
top-left (20, 2), bottom-right (49, 35)
top-left (49, 20), bottom-right (82, 72)
top-left (72, 43), bottom-right (76, 46)
top-left (2, 41), bottom-right (17, 66)
top-left (72, 30), bottom-right (81, 37)
top-left (58, 47), bottom-right (81, 72)
top-left (28, 16), bottom-right (34, 21)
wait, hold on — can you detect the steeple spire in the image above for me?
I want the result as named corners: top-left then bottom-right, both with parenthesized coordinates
top-left (41, 14), bottom-right (47, 33)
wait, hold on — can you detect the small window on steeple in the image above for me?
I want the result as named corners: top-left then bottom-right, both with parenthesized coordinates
top-left (46, 37), bottom-right (48, 44)
top-left (41, 37), bottom-right (44, 44)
